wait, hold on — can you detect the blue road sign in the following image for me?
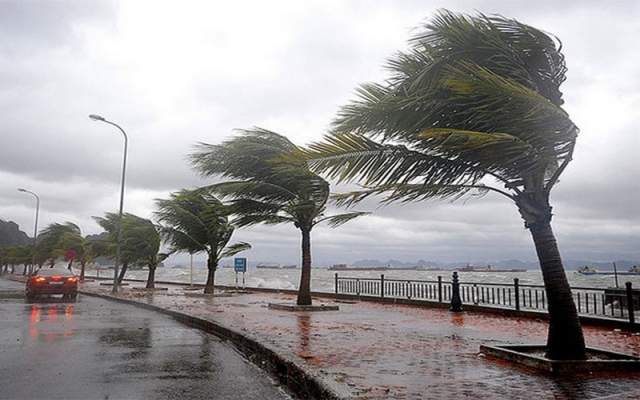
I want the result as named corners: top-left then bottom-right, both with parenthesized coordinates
top-left (234, 257), bottom-right (247, 273)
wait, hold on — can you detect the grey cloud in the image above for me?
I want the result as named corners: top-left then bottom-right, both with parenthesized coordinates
top-left (0, 0), bottom-right (638, 266)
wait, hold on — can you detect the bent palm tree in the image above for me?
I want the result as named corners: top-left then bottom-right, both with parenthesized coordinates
top-left (119, 215), bottom-right (170, 289)
top-left (57, 230), bottom-right (91, 280)
top-left (191, 128), bottom-right (368, 306)
top-left (37, 222), bottom-right (82, 269)
top-left (155, 189), bottom-right (250, 294)
top-left (304, 10), bottom-right (584, 359)
top-left (94, 213), bottom-right (153, 284)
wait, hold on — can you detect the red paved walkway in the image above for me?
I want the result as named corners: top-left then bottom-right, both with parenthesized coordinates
top-left (84, 282), bottom-right (640, 399)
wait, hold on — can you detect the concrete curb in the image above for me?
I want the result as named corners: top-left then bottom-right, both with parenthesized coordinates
top-left (79, 289), bottom-right (344, 400)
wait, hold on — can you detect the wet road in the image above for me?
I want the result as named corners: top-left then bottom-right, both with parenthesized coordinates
top-left (0, 279), bottom-right (292, 400)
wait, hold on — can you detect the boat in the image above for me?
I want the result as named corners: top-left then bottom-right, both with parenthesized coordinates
top-left (327, 264), bottom-right (435, 271)
top-left (576, 266), bottom-right (598, 275)
top-left (282, 265), bottom-right (297, 269)
top-left (256, 263), bottom-right (280, 269)
top-left (328, 264), bottom-right (387, 271)
top-left (577, 265), bottom-right (640, 276)
top-left (457, 264), bottom-right (527, 273)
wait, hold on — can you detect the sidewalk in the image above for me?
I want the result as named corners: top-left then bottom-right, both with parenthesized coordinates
top-left (81, 281), bottom-right (640, 399)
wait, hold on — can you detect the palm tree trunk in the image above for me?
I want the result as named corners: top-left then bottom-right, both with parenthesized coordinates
top-left (117, 262), bottom-right (128, 285)
top-left (80, 261), bottom-right (86, 281)
top-left (204, 256), bottom-right (216, 294)
top-left (529, 221), bottom-right (586, 360)
top-left (146, 265), bottom-right (156, 289)
top-left (22, 264), bottom-right (27, 275)
top-left (297, 228), bottom-right (312, 306)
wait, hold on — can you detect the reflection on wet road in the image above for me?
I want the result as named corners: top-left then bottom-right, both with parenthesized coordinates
top-left (0, 279), bottom-right (291, 400)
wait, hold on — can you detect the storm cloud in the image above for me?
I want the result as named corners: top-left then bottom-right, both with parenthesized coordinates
top-left (1, 0), bottom-right (638, 266)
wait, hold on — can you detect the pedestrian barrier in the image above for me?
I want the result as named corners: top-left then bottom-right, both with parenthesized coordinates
top-left (335, 273), bottom-right (638, 325)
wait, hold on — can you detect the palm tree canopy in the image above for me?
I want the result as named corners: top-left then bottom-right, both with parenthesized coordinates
top-left (121, 214), bottom-right (163, 266)
top-left (36, 222), bottom-right (81, 262)
top-left (155, 189), bottom-right (250, 262)
top-left (191, 128), bottom-right (368, 230)
top-left (0, 245), bottom-right (32, 266)
top-left (93, 213), bottom-right (162, 265)
top-left (304, 10), bottom-right (577, 210)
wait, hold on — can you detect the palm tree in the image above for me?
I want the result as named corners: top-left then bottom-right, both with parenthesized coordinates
top-left (190, 128), bottom-right (368, 306)
top-left (303, 10), bottom-right (584, 360)
top-left (119, 215), bottom-right (170, 289)
top-left (0, 247), bottom-right (7, 273)
top-left (3, 246), bottom-right (18, 273)
top-left (57, 230), bottom-right (107, 281)
top-left (155, 189), bottom-right (251, 294)
top-left (15, 245), bottom-right (32, 275)
top-left (37, 222), bottom-right (81, 269)
top-left (94, 213), bottom-right (141, 284)
top-left (93, 212), bottom-right (169, 286)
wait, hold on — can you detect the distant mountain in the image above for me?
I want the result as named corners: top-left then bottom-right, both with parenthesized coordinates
top-left (0, 220), bottom-right (30, 247)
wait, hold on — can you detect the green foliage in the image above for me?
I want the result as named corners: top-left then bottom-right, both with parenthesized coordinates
top-left (154, 189), bottom-right (250, 266)
top-left (93, 213), bottom-right (165, 267)
top-left (36, 222), bottom-right (81, 265)
top-left (304, 10), bottom-right (577, 208)
top-left (0, 245), bottom-right (31, 266)
top-left (191, 128), bottom-right (368, 231)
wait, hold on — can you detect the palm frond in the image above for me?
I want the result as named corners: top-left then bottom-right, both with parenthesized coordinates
top-left (314, 212), bottom-right (369, 228)
top-left (331, 183), bottom-right (500, 208)
top-left (191, 128), bottom-right (332, 230)
top-left (304, 131), bottom-right (484, 187)
top-left (219, 242), bottom-right (251, 258)
top-left (319, 9), bottom-right (576, 198)
top-left (233, 214), bottom-right (295, 227)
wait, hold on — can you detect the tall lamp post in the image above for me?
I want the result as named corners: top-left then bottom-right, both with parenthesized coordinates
top-left (17, 188), bottom-right (39, 274)
top-left (89, 114), bottom-right (128, 294)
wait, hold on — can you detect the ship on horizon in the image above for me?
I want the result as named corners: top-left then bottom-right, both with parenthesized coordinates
top-left (256, 263), bottom-right (281, 269)
top-left (328, 264), bottom-right (441, 271)
top-left (456, 264), bottom-right (527, 273)
top-left (577, 265), bottom-right (640, 276)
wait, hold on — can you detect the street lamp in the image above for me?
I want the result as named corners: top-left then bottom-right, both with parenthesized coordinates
top-left (17, 188), bottom-right (39, 274)
top-left (89, 114), bottom-right (128, 293)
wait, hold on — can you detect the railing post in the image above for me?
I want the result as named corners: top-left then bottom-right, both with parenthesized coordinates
top-left (514, 278), bottom-right (520, 311)
top-left (438, 276), bottom-right (443, 303)
top-left (334, 273), bottom-right (338, 295)
top-left (450, 272), bottom-right (463, 312)
top-left (473, 284), bottom-right (478, 305)
top-left (356, 279), bottom-right (360, 297)
top-left (380, 274), bottom-right (385, 299)
top-left (626, 281), bottom-right (635, 324)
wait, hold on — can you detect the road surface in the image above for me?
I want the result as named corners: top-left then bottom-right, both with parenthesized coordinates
top-left (0, 278), bottom-right (292, 400)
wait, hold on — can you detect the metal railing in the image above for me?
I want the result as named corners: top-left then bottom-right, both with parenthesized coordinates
top-left (335, 273), bottom-right (638, 324)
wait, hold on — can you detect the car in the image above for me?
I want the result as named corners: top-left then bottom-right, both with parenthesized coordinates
top-left (26, 268), bottom-right (78, 301)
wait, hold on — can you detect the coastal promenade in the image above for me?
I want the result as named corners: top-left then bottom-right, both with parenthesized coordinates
top-left (78, 279), bottom-right (640, 399)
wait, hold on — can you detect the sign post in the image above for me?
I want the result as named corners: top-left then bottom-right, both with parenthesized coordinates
top-left (234, 257), bottom-right (247, 289)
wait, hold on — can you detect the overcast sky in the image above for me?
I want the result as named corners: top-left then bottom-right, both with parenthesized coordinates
top-left (1, 0), bottom-right (638, 266)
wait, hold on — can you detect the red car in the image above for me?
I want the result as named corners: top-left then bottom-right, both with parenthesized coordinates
top-left (26, 268), bottom-right (78, 301)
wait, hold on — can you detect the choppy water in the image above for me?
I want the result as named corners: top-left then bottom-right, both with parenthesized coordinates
top-left (87, 264), bottom-right (640, 292)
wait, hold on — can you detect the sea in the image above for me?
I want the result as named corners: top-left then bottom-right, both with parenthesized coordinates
top-left (86, 264), bottom-right (640, 292)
